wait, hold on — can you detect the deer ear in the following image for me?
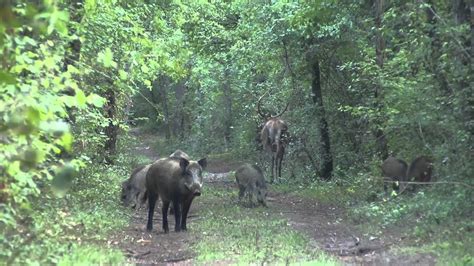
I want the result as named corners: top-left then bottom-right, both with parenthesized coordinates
top-left (198, 158), bottom-right (207, 169)
top-left (179, 158), bottom-right (189, 172)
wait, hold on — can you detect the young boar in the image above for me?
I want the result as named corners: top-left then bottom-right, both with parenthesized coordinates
top-left (146, 156), bottom-right (207, 233)
top-left (235, 163), bottom-right (268, 207)
top-left (121, 164), bottom-right (150, 209)
top-left (381, 156), bottom-right (408, 192)
top-left (407, 156), bottom-right (433, 189)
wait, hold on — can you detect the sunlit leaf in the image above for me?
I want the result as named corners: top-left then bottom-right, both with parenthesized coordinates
top-left (87, 94), bottom-right (106, 107)
top-left (75, 89), bottom-right (87, 108)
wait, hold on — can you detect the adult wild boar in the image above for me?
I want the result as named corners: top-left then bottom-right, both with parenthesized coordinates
top-left (381, 156), bottom-right (408, 192)
top-left (146, 156), bottom-right (207, 232)
top-left (121, 164), bottom-right (150, 209)
top-left (407, 156), bottom-right (433, 189)
top-left (235, 163), bottom-right (268, 207)
top-left (169, 149), bottom-right (190, 160)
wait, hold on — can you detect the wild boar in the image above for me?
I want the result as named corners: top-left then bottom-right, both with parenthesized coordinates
top-left (235, 163), bottom-right (268, 207)
top-left (121, 164), bottom-right (150, 209)
top-left (169, 149), bottom-right (190, 160)
top-left (381, 156), bottom-right (408, 192)
top-left (146, 156), bottom-right (207, 233)
top-left (407, 156), bottom-right (433, 189)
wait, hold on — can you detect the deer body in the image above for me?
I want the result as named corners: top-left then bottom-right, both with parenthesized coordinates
top-left (257, 93), bottom-right (289, 183)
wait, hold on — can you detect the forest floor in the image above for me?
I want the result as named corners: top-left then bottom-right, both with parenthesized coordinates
top-left (111, 130), bottom-right (437, 265)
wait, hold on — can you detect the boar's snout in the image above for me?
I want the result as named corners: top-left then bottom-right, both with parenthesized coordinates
top-left (191, 183), bottom-right (202, 196)
top-left (184, 182), bottom-right (202, 196)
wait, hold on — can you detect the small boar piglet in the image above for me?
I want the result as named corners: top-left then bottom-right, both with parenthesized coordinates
top-left (235, 163), bottom-right (268, 207)
top-left (121, 164), bottom-right (150, 209)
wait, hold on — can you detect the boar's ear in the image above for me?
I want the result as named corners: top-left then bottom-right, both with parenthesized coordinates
top-left (179, 158), bottom-right (190, 172)
top-left (198, 158), bottom-right (207, 169)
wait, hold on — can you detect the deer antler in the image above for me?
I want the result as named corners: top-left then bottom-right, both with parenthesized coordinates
top-left (257, 90), bottom-right (270, 118)
top-left (271, 101), bottom-right (289, 118)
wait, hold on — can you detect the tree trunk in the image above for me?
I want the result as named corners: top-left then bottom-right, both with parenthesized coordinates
top-left (62, 0), bottom-right (83, 123)
top-left (63, 0), bottom-right (83, 71)
top-left (172, 81), bottom-right (186, 139)
top-left (104, 87), bottom-right (118, 164)
top-left (153, 77), bottom-right (171, 139)
top-left (222, 66), bottom-right (233, 150)
top-left (425, 0), bottom-right (450, 94)
top-left (452, 0), bottom-right (472, 134)
top-left (373, 0), bottom-right (389, 160)
top-left (311, 58), bottom-right (333, 181)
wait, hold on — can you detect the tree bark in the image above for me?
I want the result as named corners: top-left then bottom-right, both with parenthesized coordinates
top-left (104, 87), bottom-right (118, 163)
top-left (373, 0), bottom-right (389, 160)
top-left (63, 0), bottom-right (83, 71)
top-left (311, 58), bottom-right (333, 181)
top-left (222, 66), bottom-right (233, 150)
top-left (425, 0), bottom-right (449, 94)
top-left (153, 77), bottom-right (171, 139)
top-left (172, 81), bottom-right (186, 139)
top-left (452, 0), bottom-right (473, 134)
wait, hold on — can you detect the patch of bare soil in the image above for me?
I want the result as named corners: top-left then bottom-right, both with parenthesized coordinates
top-left (269, 192), bottom-right (437, 265)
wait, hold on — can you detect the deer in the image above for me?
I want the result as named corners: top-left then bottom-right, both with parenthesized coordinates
top-left (257, 92), bottom-right (289, 183)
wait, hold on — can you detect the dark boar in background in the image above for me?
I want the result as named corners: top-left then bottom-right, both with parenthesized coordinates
top-left (146, 156), bottom-right (207, 232)
top-left (235, 163), bottom-right (268, 207)
top-left (406, 156), bottom-right (433, 190)
top-left (121, 164), bottom-right (150, 209)
top-left (169, 149), bottom-right (190, 160)
top-left (381, 156), bottom-right (408, 192)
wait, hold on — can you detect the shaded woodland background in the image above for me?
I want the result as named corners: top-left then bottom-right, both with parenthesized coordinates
top-left (0, 0), bottom-right (472, 264)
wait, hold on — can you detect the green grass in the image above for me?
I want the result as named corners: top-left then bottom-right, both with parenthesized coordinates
top-left (192, 185), bottom-right (340, 265)
top-left (58, 245), bottom-right (125, 266)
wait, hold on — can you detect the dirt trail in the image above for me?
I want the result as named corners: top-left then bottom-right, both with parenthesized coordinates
top-left (114, 131), bottom-right (436, 265)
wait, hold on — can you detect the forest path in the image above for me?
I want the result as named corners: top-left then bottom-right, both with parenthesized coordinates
top-left (113, 129), bottom-right (436, 265)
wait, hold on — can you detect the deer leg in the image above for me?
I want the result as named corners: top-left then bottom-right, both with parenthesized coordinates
top-left (278, 153), bottom-right (283, 178)
top-left (271, 153), bottom-right (275, 183)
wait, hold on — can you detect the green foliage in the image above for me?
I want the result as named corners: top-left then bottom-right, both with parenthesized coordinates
top-left (0, 2), bottom-right (109, 262)
top-left (1, 0), bottom-right (472, 263)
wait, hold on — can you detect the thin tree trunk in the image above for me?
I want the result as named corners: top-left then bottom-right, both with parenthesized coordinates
top-left (104, 87), bottom-right (118, 163)
top-left (62, 0), bottom-right (83, 123)
top-left (425, 0), bottom-right (449, 94)
top-left (452, 0), bottom-right (472, 134)
top-left (222, 66), bottom-right (233, 150)
top-left (63, 0), bottom-right (83, 71)
top-left (172, 81), bottom-right (186, 139)
top-left (311, 58), bottom-right (333, 181)
top-left (373, 0), bottom-right (389, 160)
top-left (153, 77), bottom-right (171, 139)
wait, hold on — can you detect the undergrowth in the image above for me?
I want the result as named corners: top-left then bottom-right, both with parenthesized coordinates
top-left (1, 134), bottom-right (146, 264)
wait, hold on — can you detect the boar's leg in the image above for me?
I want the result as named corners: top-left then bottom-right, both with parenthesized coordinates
top-left (238, 184), bottom-right (246, 202)
top-left (146, 191), bottom-right (158, 231)
top-left (162, 200), bottom-right (171, 233)
top-left (181, 195), bottom-right (195, 231)
top-left (172, 198), bottom-right (182, 232)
